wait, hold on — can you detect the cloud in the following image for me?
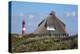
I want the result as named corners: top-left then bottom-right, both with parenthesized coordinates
top-left (28, 23), bottom-right (35, 26)
top-left (65, 11), bottom-right (77, 17)
top-left (66, 12), bottom-right (71, 17)
top-left (29, 14), bottom-right (35, 19)
top-left (19, 13), bottom-right (25, 16)
top-left (72, 11), bottom-right (76, 16)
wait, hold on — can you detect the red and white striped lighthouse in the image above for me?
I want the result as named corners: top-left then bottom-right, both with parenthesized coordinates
top-left (22, 20), bottom-right (26, 35)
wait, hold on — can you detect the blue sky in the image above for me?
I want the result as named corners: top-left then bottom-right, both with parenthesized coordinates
top-left (10, 1), bottom-right (78, 35)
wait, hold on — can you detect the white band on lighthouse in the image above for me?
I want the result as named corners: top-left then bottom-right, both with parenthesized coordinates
top-left (22, 27), bottom-right (26, 31)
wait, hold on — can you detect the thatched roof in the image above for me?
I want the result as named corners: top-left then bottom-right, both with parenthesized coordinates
top-left (34, 11), bottom-right (67, 35)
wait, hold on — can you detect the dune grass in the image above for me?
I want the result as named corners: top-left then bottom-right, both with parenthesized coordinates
top-left (10, 34), bottom-right (78, 52)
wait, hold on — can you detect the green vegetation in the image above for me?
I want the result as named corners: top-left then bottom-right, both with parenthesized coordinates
top-left (10, 34), bottom-right (78, 53)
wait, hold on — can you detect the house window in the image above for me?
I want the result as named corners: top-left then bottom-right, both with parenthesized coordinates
top-left (47, 26), bottom-right (55, 31)
top-left (38, 19), bottom-right (45, 27)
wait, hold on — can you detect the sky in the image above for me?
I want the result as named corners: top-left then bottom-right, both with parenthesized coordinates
top-left (10, 1), bottom-right (78, 35)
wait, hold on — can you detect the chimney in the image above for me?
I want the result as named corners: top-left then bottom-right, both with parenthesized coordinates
top-left (50, 11), bottom-right (55, 16)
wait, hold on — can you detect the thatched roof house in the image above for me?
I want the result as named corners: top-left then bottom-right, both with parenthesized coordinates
top-left (33, 11), bottom-right (68, 37)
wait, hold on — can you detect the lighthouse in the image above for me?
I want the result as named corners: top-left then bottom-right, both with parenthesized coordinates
top-left (22, 20), bottom-right (26, 35)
